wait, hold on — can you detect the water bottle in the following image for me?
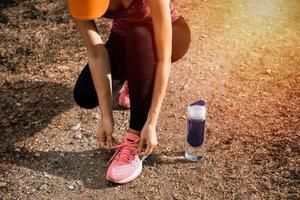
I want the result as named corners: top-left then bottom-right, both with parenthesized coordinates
top-left (185, 100), bottom-right (207, 162)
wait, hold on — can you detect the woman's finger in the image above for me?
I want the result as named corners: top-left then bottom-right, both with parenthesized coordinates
top-left (145, 143), bottom-right (157, 156)
top-left (99, 139), bottom-right (106, 149)
top-left (106, 135), bottom-right (113, 149)
top-left (137, 139), bottom-right (145, 154)
top-left (98, 137), bottom-right (109, 150)
top-left (97, 133), bottom-right (107, 149)
top-left (143, 143), bottom-right (152, 156)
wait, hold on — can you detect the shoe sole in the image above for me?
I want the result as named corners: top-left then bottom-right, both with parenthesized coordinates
top-left (106, 161), bottom-right (143, 184)
top-left (118, 102), bottom-right (130, 109)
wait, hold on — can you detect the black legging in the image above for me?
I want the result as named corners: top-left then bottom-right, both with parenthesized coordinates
top-left (73, 16), bottom-right (191, 131)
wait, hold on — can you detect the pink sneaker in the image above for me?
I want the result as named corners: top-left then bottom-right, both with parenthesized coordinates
top-left (118, 80), bottom-right (130, 109)
top-left (106, 132), bottom-right (142, 184)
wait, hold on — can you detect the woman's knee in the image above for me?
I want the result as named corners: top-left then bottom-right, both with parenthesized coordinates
top-left (73, 85), bottom-right (98, 109)
top-left (126, 26), bottom-right (153, 52)
top-left (73, 64), bottom-right (99, 109)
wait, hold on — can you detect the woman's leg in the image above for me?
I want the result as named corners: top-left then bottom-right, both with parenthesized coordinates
top-left (125, 17), bottom-right (191, 131)
top-left (73, 32), bottom-right (127, 109)
top-left (126, 26), bottom-right (156, 131)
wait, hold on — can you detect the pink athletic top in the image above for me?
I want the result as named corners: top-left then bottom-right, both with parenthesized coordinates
top-left (104, 0), bottom-right (181, 35)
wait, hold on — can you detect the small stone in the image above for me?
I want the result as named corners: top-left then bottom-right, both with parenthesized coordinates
top-left (89, 153), bottom-right (94, 157)
top-left (92, 112), bottom-right (100, 120)
top-left (15, 148), bottom-right (21, 152)
top-left (0, 182), bottom-right (7, 188)
top-left (74, 132), bottom-right (82, 139)
top-left (38, 184), bottom-right (47, 191)
top-left (34, 152), bottom-right (41, 157)
top-left (149, 174), bottom-right (155, 178)
top-left (172, 193), bottom-right (180, 200)
top-left (24, 124), bottom-right (31, 129)
top-left (87, 178), bottom-right (92, 183)
top-left (42, 172), bottom-right (51, 179)
top-left (16, 103), bottom-right (21, 107)
top-left (76, 180), bottom-right (84, 188)
top-left (71, 123), bottom-right (81, 131)
top-left (67, 185), bottom-right (74, 190)
top-left (266, 69), bottom-right (272, 74)
top-left (83, 137), bottom-right (90, 143)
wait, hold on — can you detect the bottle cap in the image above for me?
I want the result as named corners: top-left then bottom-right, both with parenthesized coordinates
top-left (190, 100), bottom-right (205, 107)
top-left (188, 100), bottom-right (206, 120)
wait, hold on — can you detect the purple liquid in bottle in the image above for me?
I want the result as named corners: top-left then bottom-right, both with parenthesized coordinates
top-left (187, 119), bottom-right (206, 147)
top-left (187, 100), bottom-right (206, 147)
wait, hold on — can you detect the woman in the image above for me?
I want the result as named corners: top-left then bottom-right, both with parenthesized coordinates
top-left (67, 0), bottom-right (190, 183)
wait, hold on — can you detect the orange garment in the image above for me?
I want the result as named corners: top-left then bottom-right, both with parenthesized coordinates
top-left (66, 0), bottom-right (110, 20)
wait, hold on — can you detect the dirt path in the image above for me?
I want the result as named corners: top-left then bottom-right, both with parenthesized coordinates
top-left (0, 0), bottom-right (299, 199)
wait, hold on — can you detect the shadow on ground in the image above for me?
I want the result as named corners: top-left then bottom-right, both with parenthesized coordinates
top-left (0, 81), bottom-right (74, 151)
top-left (1, 148), bottom-right (117, 189)
top-left (0, 80), bottom-right (127, 151)
top-left (1, 148), bottom-right (191, 189)
top-left (0, 80), bottom-right (121, 189)
top-left (0, 80), bottom-right (186, 189)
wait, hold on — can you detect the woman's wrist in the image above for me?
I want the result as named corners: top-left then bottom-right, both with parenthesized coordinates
top-left (100, 107), bottom-right (113, 121)
top-left (146, 109), bottom-right (160, 126)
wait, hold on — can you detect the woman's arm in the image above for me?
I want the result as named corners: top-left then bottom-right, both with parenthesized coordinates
top-left (147, 0), bottom-right (172, 124)
top-left (74, 19), bottom-right (114, 149)
top-left (138, 0), bottom-right (172, 155)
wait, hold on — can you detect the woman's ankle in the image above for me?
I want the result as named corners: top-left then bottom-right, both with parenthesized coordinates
top-left (127, 128), bottom-right (141, 136)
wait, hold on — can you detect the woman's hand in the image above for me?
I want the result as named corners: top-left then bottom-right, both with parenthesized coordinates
top-left (97, 117), bottom-right (114, 150)
top-left (137, 122), bottom-right (158, 156)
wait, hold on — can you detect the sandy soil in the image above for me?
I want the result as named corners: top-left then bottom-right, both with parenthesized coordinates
top-left (0, 0), bottom-right (299, 199)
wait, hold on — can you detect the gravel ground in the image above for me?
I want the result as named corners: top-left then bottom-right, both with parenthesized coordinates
top-left (0, 0), bottom-right (299, 199)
